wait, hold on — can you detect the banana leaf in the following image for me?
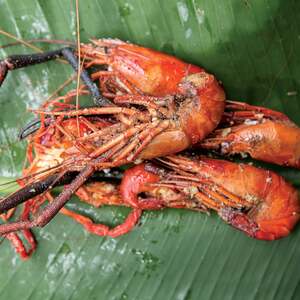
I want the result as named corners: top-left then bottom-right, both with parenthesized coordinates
top-left (0, 0), bottom-right (299, 299)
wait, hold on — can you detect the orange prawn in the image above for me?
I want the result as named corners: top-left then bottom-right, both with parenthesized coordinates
top-left (79, 40), bottom-right (300, 168)
top-left (201, 100), bottom-right (300, 168)
top-left (1, 39), bottom-right (225, 152)
top-left (116, 155), bottom-right (300, 240)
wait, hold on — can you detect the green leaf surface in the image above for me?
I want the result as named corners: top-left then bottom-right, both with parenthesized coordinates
top-left (0, 0), bottom-right (300, 299)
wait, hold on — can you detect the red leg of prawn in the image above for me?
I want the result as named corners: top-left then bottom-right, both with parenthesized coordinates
top-left (120, 164), bottom-right (161, 208)
top-left (107, 164), bottom-right (165, 236)
top-left (6, 233), bottom-right (30, 260)
top-left (60, 207), bottom-right (141, 238)
top-left (0, 197), bottom-right (37, 259)
top-left (5, 231), bottom-right (36, 260)
top-left (61, 164), bottom-right (162, 238)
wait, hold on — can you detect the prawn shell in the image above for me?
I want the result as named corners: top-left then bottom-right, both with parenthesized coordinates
top-left (197, 158), bottom-right (300, 240)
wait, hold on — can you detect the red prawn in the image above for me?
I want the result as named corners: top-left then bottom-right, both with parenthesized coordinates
top-left (116, 155), bottom-right (300, 240)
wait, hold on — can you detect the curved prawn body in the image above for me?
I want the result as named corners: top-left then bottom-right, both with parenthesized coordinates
top-left (118, 156), bottom-right (300, 240)
top-left (201, 101), bottom-right (300, 168)
top-left (80, 39), bottom-right (226, 146)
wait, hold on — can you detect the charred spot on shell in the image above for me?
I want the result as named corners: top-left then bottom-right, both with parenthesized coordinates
top-left (184, 72), bottom-right (213, 90)
top-left (176, 97), bottom-right (197, 114)
top-left (244, 133), bottom-right (264, 147)
top-left (177, 72), bottom-right (213, 98)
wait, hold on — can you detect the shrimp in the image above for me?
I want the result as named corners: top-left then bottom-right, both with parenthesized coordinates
top-left (201, 100), bottom-right (300, 168)
top-left (80, 39), bottom-right (225, 144)
top-left (0, 39), bottom-right (225, 149)
top-left (111, 155), bottom-right (300, 241)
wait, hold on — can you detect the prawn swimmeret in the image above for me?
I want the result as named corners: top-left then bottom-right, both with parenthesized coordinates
top-left (0, 39), bottom-right (299, 259)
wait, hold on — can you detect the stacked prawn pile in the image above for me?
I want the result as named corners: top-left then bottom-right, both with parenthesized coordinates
top-left (0, 40), bottom-right (299, 259)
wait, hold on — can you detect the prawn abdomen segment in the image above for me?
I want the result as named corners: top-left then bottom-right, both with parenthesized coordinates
top-left (139, 130), bottom-right (190, 159)
top-left (112, 44), bottom-right (190, 96)
top-left (179, 73), bottom-right (226, 144)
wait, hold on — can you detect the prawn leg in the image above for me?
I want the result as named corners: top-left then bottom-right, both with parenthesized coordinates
top-left (5, 231), bottom-right (36, 260)
top-left (0, 47), bottom-right (112, 106)
top-left (224, 100), bottom-right (291, 121)
top-left (59, 163), bottom-right (165, 238)
top-left (60, 207), bottom-right (142, 238)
